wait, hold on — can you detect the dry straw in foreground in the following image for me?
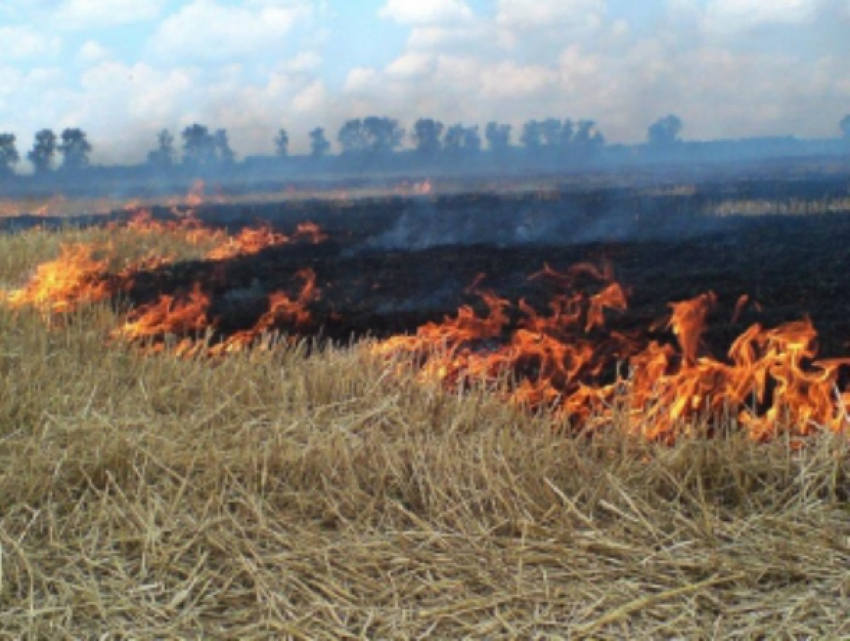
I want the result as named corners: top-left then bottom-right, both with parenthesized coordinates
top-left (0, 225), bottom-right (848, 638)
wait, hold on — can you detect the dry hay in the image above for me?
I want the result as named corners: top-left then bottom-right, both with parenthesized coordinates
top-left (0, 320), bottom-right (848, 638)
top-left (0, 221), bottom-right (848, 639)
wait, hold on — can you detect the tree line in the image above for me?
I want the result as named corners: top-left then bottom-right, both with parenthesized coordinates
top-left (0, 128), bottom-right (92, 178)
top-left (1, 114), bottom-right (849, 178)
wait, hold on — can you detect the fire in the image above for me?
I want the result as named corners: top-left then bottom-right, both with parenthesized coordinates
top-left (110, 269), bottom-right (319, 358)
top-left (113, 282), bottom-right (211, 344)
top-left (3, 244), bottom-right (114, 313)
top-left (4, 207), bottom-right (848, 442)
top-left (667, 291), bottom-right (716, 366)
top-left (370, 264), bottom-right (850, 440)
top-left (3, 213), bottom-right (327, 358)
top-left (206, 221), bottom-right (326, 261)
top-left (115, 208), bottom-right (227, 246)
top-left (292, 221), bottom-right (328, 244)
top-left (116, 207), bottom-right (327, 261)
top-left (207, 269), bottom-right (318, 355)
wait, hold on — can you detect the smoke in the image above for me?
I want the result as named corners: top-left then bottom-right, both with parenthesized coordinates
top-left (359, 192), bottom-right (729, 253)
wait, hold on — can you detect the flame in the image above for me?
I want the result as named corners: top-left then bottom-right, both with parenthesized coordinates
top-left (113, 282), bottom-right (209, 341)
top-left (371, 264), bottom-right (850, 440)
top-left (186, 179), bottom-right (206, 209)
top-left (110, 269), bottom-right (319, 358)
top-left (3, 244), bottom-right (114, 313)
top-left (33, 195), bottom-right (68, 217)
top-left (208, 269), bottom-right (318, 355)
top-left (667, 291), bottom-right (716, 366)
top-left (5, 210), bottom-right (847, 442)
top-left (116, 208), bottom-right (327, 261)
top-left (115, 208), bottom-right (227, 246)
top-left (205, 221), bottom-right (325, 261)
top-left (3, 213), bottom-right (327, 359)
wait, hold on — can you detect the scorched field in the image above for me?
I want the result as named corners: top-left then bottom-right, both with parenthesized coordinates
top-left (0, 180), bottom-right (849, 638)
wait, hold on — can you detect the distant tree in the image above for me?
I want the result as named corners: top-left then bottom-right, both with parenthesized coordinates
top-left (363, 116), bottom-right (404, 154)
top-left (274, 128), bottom-right (290, 158)
top-left (840, 114), bottom-right (850, 140)
top-left (338, 117), bottom-right (404, 155)
top-left (147, 129), bottom-right (175, 169)
top-left (444, 124), bottom-right (464, 151)
top-left (540, 118), bottom-right (563, 148)
top-left (520, 120), bottom-right (544, 150)
top-left (485, 122), bottom-right (511, 152)
top-left (444, 124), bottom-right (480, 154)
top-left (338, 119), bottom-right (369, 154)
top-left (181, 124), bottom-right (218, 169)
top-left (559, 119), bottom-right (575, 147)
top-left (0, 133), bottom-right (20, 178)
top-left (27, 129), bottom-right (57, 175)
top-left (412, 118), bottom-right (444, 155)
top-left (647, 115), bottom-right (683, 146)
top-left (58, 128), bottom-right (92, 172)
top-left (309, 127), bottom-right (330, 157)
top-left (214, 129), bottom-right (236, 166)
top-left (573, 120), bottom-right (605, 149)
top-left (463, 125), bottom-right (481, 152)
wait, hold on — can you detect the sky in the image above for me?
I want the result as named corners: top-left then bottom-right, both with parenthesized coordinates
top-left (0, 0), bottom-right (849, 166)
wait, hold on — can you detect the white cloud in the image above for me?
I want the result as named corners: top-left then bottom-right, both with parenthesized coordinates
top-left (479, 62), bottom-right (558, 100)
top-left (386, 52), bottom-right (436, 79)
top-left (378, 0), bottom-right (473, 25)
top-left (0, 66), bottom-right (24, 102)
top-left (3, 0), bottom-right (849, 163)
top-left (146, 0), bottom-right (310, 63)
top-left (284, 51), bottom-right (322, 73)
top-left (406, 24), bottom-right (501, 55)
top-left (0, 26), bottom-right (62, 61)
top-left (291, 80), bottom-right (327, 113)
top-left (0, 54), bottom-right (331, 162)
top-left (77, 40), bottom-right (110, 65)
top-left (76, 61), bottom-right (198, 128)
top-left (55, 0), bottom-right (165, 29)
top-left (496, 0), bottom-right (606, 30)
top-left (344, 67), bottom-right (380, 93)
top-left (703, 0), bottom-right (817, 31)
top-left (328, 8), bottom-right (850, 148)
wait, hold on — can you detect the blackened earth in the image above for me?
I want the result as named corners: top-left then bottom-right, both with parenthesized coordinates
top-left (10, 182), bottom-right (850, 362)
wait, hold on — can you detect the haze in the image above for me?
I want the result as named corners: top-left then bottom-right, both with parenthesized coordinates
top-left (1, 0), bottom-right (848, 167)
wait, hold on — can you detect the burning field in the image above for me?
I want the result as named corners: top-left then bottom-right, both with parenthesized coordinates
top-left (1, 184), bottom-right (849, 637)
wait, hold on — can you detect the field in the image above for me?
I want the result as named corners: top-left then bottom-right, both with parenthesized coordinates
top-left (1, 180), bottom-right (849, 638)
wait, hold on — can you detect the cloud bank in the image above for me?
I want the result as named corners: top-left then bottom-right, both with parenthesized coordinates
top-left (0, 0), bottom-right (847, 166)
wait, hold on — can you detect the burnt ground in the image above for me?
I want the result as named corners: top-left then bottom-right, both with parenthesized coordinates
top-left (8, 181), bottom-right (850, 361)
top-left (100, 182), bottom-right (850, 364)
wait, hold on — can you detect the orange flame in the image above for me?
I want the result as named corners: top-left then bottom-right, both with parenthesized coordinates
top-left (113, 283), bottom-right (211, 344)
top-left (3, 214), bottom-right (326, 360)
top-left (117, 208), bottom-right (327, 260)
top-left (3, 244), bottom-right (113, 313)
top-left (204, 221), bottom-right (324, 261)
top-left (208, 269), bottom-right (318, 355)
top-left (6, 213), bottom-right (847, 442)
top-left (116, 208), bottom-right (227, 246)
top-left (371, 264), bottom-right (850, 440)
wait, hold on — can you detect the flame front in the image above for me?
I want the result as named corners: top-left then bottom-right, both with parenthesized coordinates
top-left (4, 209), bottom-right (848, 442)
top-left (4, 211), bottom-right (327, 357)
top-left (207, 268), bottom-right (318, 356)
top-left (3, 244), bottom-right (114, 313)
top-left (113, 282), bottom-right (211, 344)
top-left (371, 265), bottom-right (850, 440)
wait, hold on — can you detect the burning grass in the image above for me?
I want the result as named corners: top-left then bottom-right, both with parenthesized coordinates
top-left (0, 214), bottom-right (849, 637)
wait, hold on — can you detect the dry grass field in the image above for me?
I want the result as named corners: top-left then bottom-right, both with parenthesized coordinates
top-left (0, 219), bottom-right (849, 639)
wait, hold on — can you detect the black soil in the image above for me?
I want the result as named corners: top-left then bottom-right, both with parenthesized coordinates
top-left (107, 183), bottom-right (850, 363)
top-left (12, 182), bottom-right (850, 361)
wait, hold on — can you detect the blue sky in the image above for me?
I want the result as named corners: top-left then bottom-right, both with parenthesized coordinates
top-left (1, 0), bottom-right (848, 165)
